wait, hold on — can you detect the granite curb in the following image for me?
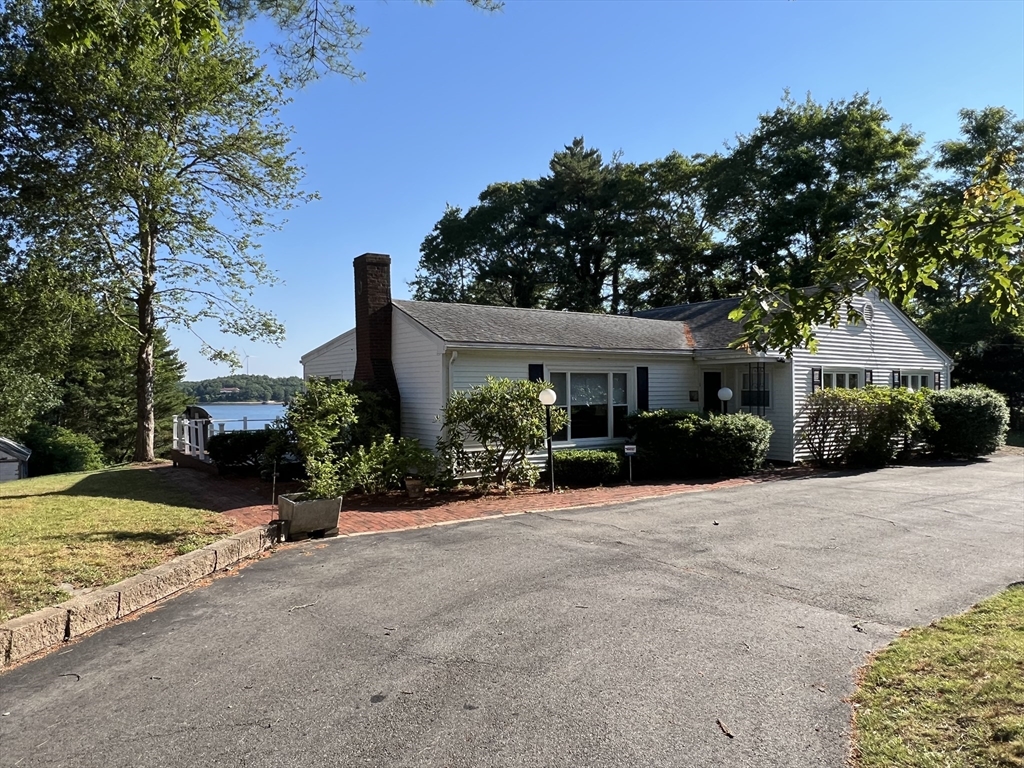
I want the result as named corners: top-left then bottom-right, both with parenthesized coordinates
top-left (0, 523), bottom-right (281, 669)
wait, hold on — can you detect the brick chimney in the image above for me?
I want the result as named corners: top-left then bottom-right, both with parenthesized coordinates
top-left (353, 253), bottom-right (401, 405)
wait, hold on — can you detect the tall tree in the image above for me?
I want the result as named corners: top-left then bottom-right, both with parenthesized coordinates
top-left (707, 92), bottom-right (926, 287)
top-left (0, 0), bottom-right (311, 460)
top-left (622, 152), bottom-right (736, 310)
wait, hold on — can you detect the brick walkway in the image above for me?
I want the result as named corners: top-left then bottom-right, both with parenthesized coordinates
top-left (155, 464), bottom-right (814, 537)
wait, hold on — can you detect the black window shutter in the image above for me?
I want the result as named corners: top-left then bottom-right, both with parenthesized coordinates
top-left (864, 369), bottom-right (873, 385)
top-left (891, 369), bottom-right (901, 388)
top-left (528, 364), bottom-right (544, 383)
top-left (811, 367), bottom-right (822, 392)
top-left (934, 371), bottom-right (943, 390)
top-left (637, 367), bottom-right (649, 411)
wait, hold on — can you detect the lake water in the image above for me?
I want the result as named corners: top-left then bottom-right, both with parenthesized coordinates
top-left (194, 402), bottom-right (287, 431)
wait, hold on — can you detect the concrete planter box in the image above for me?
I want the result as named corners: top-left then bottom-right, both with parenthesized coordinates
top-left (277, 494), bottom-right (342, 540)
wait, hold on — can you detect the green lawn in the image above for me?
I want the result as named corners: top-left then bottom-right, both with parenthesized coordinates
top-left (853, 586), bottom-right (1024, 767)
top-left (0, 466), bottom-right (232, 622)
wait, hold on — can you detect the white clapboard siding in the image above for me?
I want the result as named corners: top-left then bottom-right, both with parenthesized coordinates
top-left (790, 296), bottom-right (952, 461)
top-left (450, 349), bottom-right (694, 409)
top-left (301, 328), bottom-right (356, 380)
top-left (392, 310), bottom-right (445, 448)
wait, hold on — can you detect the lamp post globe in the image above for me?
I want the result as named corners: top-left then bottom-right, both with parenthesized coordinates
top-left (717, 386), bottom-right (733, 415)
top-left (537, 388), bottom-right (557, 492)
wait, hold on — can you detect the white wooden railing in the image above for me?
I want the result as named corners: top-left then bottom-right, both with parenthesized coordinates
top-left (171, 415), bottom-right (277, 463)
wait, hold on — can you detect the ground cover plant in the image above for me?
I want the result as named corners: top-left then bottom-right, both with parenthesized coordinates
top-left (0, 466), bottom-right (231, 622)
top-left (853, 585), bottom-right (1024, 768)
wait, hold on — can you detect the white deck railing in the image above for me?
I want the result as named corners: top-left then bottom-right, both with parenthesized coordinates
top-left (171, 415), bottom-right (277, 463)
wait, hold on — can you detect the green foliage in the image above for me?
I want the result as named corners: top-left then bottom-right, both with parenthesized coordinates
top-left (923, 385), bottom-right (1009, 458)
top-left (206, 429), bottom-right (279, 474)
top-left (42, 0), bottom-right (502, 86)
top-left (286, 378), bottom-right (358, 499)
top-left (731, 153), bottom-right (1024, 358)
top-left (701, 413), bottom-right (775, 476)
top-left (799, 387), bottom-right (934, 467)
top-left (23, 423), bottom-right (105, 476)
top-left (624, 409), bottom-right (773, 478)
top-left (341, 435), bottom-right (435, 495)
top-left (552, 450), bottom-right (621, 487)
top-left (0, 2), bottom-right (313, 460)
top-left (347, 380), bottom-right (400, 449)
top-left (707, 91), bottom-right (925, 288)
top-left (436, 377), bottom-right (568, 489)
top-left (412, 139), bottom-right (735, 314)
top-left (178, 375), bottom-right (305, 404)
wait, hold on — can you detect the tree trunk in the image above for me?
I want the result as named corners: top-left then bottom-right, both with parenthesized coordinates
top-left (133, 224), bottom-right (157, 462)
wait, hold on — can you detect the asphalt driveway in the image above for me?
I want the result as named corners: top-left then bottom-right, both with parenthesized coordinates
top-left (2, 456), bottom-right (1022, 767)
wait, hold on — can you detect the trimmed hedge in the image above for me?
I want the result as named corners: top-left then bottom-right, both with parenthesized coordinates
top-left (924, 385), bottom-right (1009, 458)
top-left (206, 429), bottom-right (279, 475)
top-left (624, 409), bottom-right (773, 478)
top-left (552, 449), bottom-right (622, 487)
top-left (24, 423), bottom-right (105, 476)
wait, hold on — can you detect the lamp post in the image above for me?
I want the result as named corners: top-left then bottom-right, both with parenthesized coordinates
top-left (717, 386), bottom-right (733, 414)
top-left (538, 387), bottom-right (557, 493)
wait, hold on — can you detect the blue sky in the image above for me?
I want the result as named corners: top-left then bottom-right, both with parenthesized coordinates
top-left (173, 0), bottom-right (1024, 380)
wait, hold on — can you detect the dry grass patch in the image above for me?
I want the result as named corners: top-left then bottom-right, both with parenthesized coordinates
top-left (0, 465), bottom-right (232, 622)
top-left (853, 586), bottom-right (1024, 767)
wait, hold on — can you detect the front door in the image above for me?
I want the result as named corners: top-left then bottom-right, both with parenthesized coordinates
top-left (703, 371), bottom-right (723, 413)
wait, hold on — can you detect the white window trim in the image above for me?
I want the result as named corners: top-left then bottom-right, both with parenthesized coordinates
top-left (822, 368), bottom-right (863, 390)
top-left (898, 370), bottom-right (933, 392)
top-left (548, 368), bottom-right (632, 444)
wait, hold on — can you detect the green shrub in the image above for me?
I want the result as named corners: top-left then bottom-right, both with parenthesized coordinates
top-left (624, 409), bottom-right (773, 478)
top-left (23, 423), bottom-right (105, 476)
top-left (287, 378), bottom-right (359, 499)
top-left (206, 429), bottom-right (278, 474)
top-left (702, 413), bottom-right (774, 475)
top-left (348, 381), bottom-right (399, 448)
top-left (799, 387), bottom-right (933, 467)
top-left (437, 377), bottom-right (568, 489)
top-left (924, 385), bottom-right (1009, 458)
top-left (552, 450), bottom-right (622, 487)
top-left (341, 435), bottom-right (436, 495)
top-left (624, 409), bottom-right (704, 478)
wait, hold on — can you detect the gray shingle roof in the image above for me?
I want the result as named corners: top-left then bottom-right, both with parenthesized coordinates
top-left (634, 297), bottom-right (744, 350)
top-left (393, 300), bottom-right (694, 352)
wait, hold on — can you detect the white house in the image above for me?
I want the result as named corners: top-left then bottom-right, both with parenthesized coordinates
top-left (0, 437), bottom-right (31, 482)
top-left (301, 253), bottom-right (953, 463)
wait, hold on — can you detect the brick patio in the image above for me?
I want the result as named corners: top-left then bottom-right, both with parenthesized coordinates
top-left (155, 463), bottom-right (812, 537)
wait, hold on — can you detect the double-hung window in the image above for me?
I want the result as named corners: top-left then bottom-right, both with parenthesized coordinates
top-left (549, 372), bottom-right (628, 441)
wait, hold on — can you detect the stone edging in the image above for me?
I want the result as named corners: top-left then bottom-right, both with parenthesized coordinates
top-left (0, 523), bottom-right (281, 669)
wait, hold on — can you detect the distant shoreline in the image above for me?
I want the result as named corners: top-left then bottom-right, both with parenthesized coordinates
top-left (196, 401), bottom-right (284, 406)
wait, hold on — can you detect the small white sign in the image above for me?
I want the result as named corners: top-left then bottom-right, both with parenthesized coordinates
top-left (624, 444), bottom-right (637, 456)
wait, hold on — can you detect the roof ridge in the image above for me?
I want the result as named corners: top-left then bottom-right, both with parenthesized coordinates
top-left (394, 298), bottom-right (676, 322)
